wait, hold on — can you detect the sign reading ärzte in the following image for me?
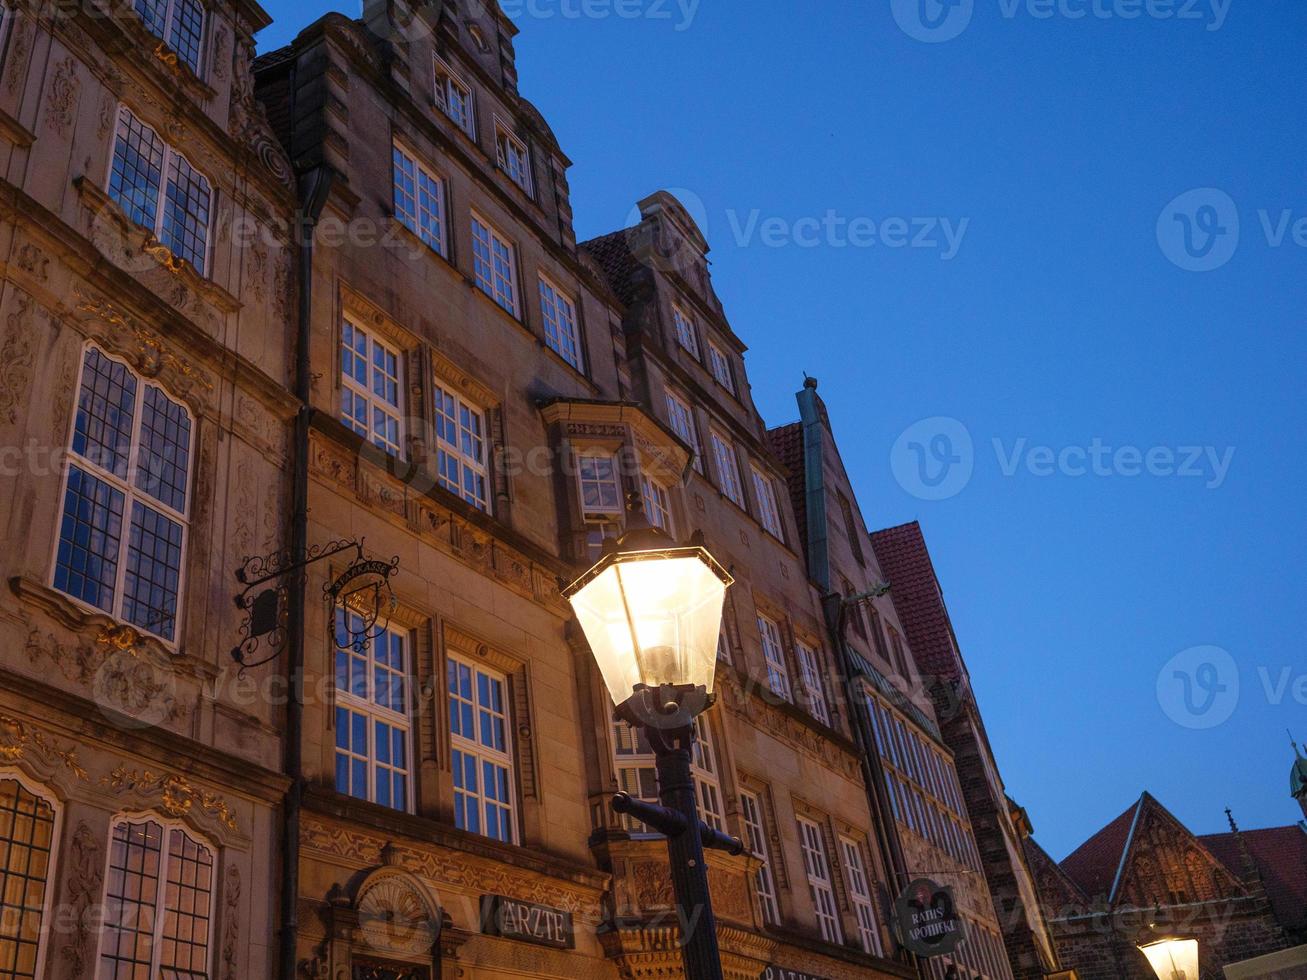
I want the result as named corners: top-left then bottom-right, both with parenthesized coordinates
top-left (480, 895), bottom-right (574, 950)
top-left (893, 878), bottom-right (965, 957)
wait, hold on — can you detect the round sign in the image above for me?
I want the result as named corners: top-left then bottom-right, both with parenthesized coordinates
top-left (894, 878), bottom-right (965, 957)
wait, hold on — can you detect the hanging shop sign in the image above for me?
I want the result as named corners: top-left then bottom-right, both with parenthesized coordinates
top-left (759, 967), bottom-right (830, 980)
top-left (894, 877), bottom-right (965, 957)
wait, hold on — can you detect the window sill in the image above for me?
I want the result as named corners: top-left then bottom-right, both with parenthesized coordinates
top-left (10, 575), bottom-right (185, 660)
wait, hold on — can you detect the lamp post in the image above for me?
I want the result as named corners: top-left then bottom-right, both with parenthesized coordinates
top-left (564, 494), bottom-right (743, 980)
top-left (1139, 938), bottom-right (1200, 980)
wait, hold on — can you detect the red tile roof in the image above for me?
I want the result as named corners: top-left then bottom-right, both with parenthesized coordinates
top-left (868, 521), bottom-right (964, 682)
top-left (1058, 796), bottom-right (1144, 900)
top-left (1201, 825), bottom-right (1307, 934)
top-left (579, 230), bottom-right (643, 307)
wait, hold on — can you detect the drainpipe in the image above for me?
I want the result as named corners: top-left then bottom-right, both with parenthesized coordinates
top-left (279, 139), bottom-right (335, 980)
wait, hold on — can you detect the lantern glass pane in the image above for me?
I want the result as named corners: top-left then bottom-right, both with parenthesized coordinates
top-left (1139, 940), bottom-right (1199, 980)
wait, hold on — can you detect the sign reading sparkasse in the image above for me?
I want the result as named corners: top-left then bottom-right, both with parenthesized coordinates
top-left (894, 878), bottom-right (965, 957)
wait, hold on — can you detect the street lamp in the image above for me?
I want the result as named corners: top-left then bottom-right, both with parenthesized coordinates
top-left (564, 494), bottom-right (743, 980)
top-left (1139, 938), bottom-right (1200, 980)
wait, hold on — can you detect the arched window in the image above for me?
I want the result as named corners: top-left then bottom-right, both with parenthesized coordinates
top-left (98, 816), bottom-right (215, 978)
top-left (53, 345), bottom-right (193, 642)
top-left (0, 776), bottom-right (58, 979)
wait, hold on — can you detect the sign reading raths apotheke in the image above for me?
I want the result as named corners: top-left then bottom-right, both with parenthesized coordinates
top-left (893, 878), bottom-right (965, 957)
top-left (480, 895), bottom-right (574, 950)
top-left (759, 967), bottom-right (830, 980)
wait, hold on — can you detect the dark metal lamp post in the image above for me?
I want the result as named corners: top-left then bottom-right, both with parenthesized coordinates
top-left (563, 495), bottom-right (743, 980)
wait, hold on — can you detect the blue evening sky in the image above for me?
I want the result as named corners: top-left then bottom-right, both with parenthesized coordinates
top-left (255, 2), bottom-right (1307, 859)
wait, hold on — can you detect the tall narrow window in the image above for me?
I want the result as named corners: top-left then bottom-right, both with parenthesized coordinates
top-left (448, 656), bottom-right (515, 843)
top-left (99, 818), bottom-right (214, 979)
top-left (691, 717), bottom-right (725, 831)
top-left (340, 320), bottom-right (404, 457)
top-left (0, 778), bottom-right (56, 979)
top-left (109, 107), bottom-right (212, 272)
top-left (888, 626), bottom-right (910, 678)
top-left (612, 718), bottom-right (723, 833)
top-left (756, 614), bottom-right (792, 702)
top-left (434, 57), bottom-right (475, 137)
top-left (471, 216), bottom-right (518, 316)
top-left (539, 277), bottom-right (582, 370)
top-left (392, 145), bottom-right (446, 256)
top-left (641, 471), bottom-right (674, 535)
top-left (795, 641), bottom-right (831, 726)
top-left (55, 346), bottom-right (192, 642)
top-left (751, 466), bottom-right (783, 538)
top-left (838, 492), bottom-right (866, 565)
top-left (495, 121), bottom-right (533, 195)
top-left (135, 0), bottom-right (205, 74)
top-left (671, 304), bottom-right (700, 359)
top-left (797, 817), bottom-right (843, 945)
top-left (707, 342), bottom-right (735, 393)
top-left (433, 384), bottom-right (490, 512)
top-left (740, 790), bottom-right (780, 926)
top-left (840, 837), bottom-right (883, 955)
top-left (334, 610), bottom-right (411, 811)
top-left (710, 431), bottom-right (743, 506)
top-left (716, 622), bottom-right (733, 664)
top-left (665, 391), bottom-right (702, 473)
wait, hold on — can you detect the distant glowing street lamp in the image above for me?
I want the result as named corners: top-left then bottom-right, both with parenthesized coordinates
top-left (1139, 938), bottom-right (1200, 980)
top-left (564, 494), bottom-right (741, 980)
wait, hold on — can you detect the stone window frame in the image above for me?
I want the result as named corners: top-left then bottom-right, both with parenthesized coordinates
top-left (469, 211), bottom-right (521, 319)
top-left (736, 774), bottom-right (786, 928)
top-left (835, 830), bottom-right (884, 956)
top-left (670, 301), bottom-right (702, 360)
top-left (493, 115), bottom-right (534, 198)
top-left (0, 770), bottom-right (61, 980)
top-left (537, 273), bottom-right (585, 373)
top-left (794, 810), bottom-right (844, 946)
top-left (706, 339), bottom-right (735, 394)
top-left (433, 54), bottom-right (477, 140)
top-left (391, 139), bottom-right (450, 259)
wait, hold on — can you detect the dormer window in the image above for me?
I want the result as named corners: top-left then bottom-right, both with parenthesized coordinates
top-left (495, 121), bottom-right (533, 196)
top-left (136, 0), bottom-right (205, 75)
top-left (434, 57), bottom-right (475, 138)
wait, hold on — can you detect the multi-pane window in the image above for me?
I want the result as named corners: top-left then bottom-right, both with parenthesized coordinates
top-left (671, 304), bottom-right (700, 359)
top-left (710, 431), bottom-right (743, 506)
top-left (434, 57), bottom-right (475, 137)
top-left (448, 656), bottom-right (515, 843)
top-left (795, 641), bottom-right (831, 726)
top-left (841, 836), bottom-right (884, 955)
top-left (690, 717), bottom-right (725, 831)
top-left (109, 106), bottom-right (212, 272)
top-left (756, 614), bottom-right (792, 702)
top-left (495, 122), bottom-right (533, 195)
top-left (740, 790), bottom-right (780, 926)
top-left (471, 216), bottom-right (518, 316)
top-left (99, 818), bottom-right (214, 979)
top-left (433, 384), bottom-right (490, 512)
top-left (665, 391), bottom-right (702, 472)
top-left (751, 466), bottom-right (783, 538)
top-left (0, 779), bottom-right (56, 979)
top-left (135, 0), bottom-right (206, 74)
top-left (340, 320), bottom-right (404, 457)
top-left (641, 472), bottom-right (673, 535)
top-left (797, 817), bottom-right (843, 945)
top-left (539, 277), bottom-right (582, 370)
top-left (612, 717), bottom-right (723, 833)
top-left (578, 454), bottom-right (622, 517)
top-left (54, 346), bottom-right (192, 643)
top-left (707, 342), bottom-right (735, 393)
top-left (334, 610), bottom-right (411, 811)
top-left (393, 144), bottom-right (446, 256)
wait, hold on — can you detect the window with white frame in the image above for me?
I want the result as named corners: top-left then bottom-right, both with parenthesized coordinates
top-left (690, 716), bottom-right (725, 831)
top-left (340, 319), bottom-right (404, 457)
top-left (740, 789), bottom-right (780, 927)
top-left (0, 777), bottom-right (57, 979)
top-left (707, 342), bottom-right (735, 393)
top-left (433, 383), bottom-right (490, 512)
top-left (710, 431), bottom-right (743, 506)
top-left (795, 641), bottom-right (831, 726)
top-left (448, 655), bottom-right (516, 843)
top-left (433, 56), bottom-right (475, 137)
top-left (495, 121), bottom-right (533, 195)
top-left (665, 391), bottom-right (702, 472)
top-left (671, 304), bottom-right (700, 359)
top-left (612, 716), bottom-right (723, 833)
top-left (756, 614), bottom-right (792, 702)
top-left (109, 106), bottom-right (212, 272)
top-left (641, 471), bottom-right (673, 535)
top-left (471, 215), bottom-right (518, 316)
top-left (752, 466), bottom-right (783, 538)
top-left (539, 277), bottom-right (582, 370)
top-left (716, 621), bottom-right (732, 664)
top-left (840, 836), bottom-right (884, 955)
top-left (578, 453), bottom-right (622, 518)
top-left (334, 609), bottom-right (411, 811)
top-left (392, 144), bottom-right (446, 256)
top-left (98, 817), bottom-right (215, 979)
top-left (134, 0), bottom-right (205, 74)
top-left (797, 817), bottom-right (843, 945)
top-left (54, 346), bottom-right (193, 643)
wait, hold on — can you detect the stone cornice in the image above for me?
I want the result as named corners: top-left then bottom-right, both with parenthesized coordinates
top-left (538, 397), bottom-right (693, 477)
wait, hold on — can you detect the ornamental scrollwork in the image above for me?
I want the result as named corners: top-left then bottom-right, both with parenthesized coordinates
top-left (100, 766), bottom-right (238, 831)
top-left (0, 714), bottom-right (88, 780)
